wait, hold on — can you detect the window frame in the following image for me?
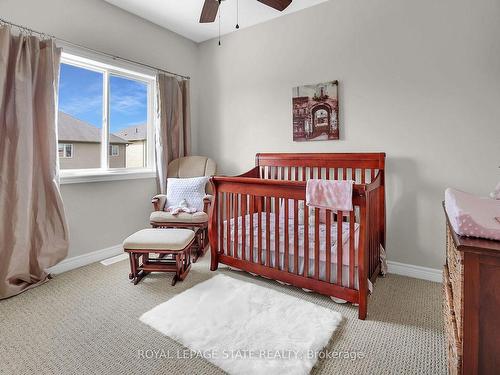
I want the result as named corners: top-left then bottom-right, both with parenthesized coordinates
top-left (58, 46), bottom-right (157, 184)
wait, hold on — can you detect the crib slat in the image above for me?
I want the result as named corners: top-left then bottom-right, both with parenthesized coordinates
top-left (368, 194), bottom-right (372, 276)
top-left (371, 191), bottom-right (378, 277)
top-left (274, 198), bottom-right (280, 269)
top-left (258, 197), bottom-right (263, 265)
top-left (287, 166), bottom-right (292, 180)
top-left (309, 167), bottom-right (314, 179)
top-left (373, 193), bottom-right (376, 276)
top-left (370, 194), bottom-right (374, 276)
top-left (326, 168), bottom-right (330, 180)
top-left (337, 210), bottom-right (343, 285)
top-left (294, 199), bottom-right (299, 274)
top-left (294, 167), bottom-right (298, 181)
top-left (376, 191), bottom-right (381, 269)
top-left (376, 191), bottom-right (381, 272)
top-left (334, 168), bottom-right (338, 180)
top-left (284, 198), bottom-right (289, 272)
top-left (361, 168), bottom-right (366, 184)
top-left (226, 193), bottom-right (231, 257)
top-left (219, 192), bottom-right (224, 255)
top-left (302, 167), bottom-right (306, 181)
top-left (304, 201), bottom-right (309, 277)
top-left (371, 169), bottom-right (375, 182)
top-left (349, 210), bottom-right (355, 288)
top-left (249, 196), bottom-right (255, 263)
top-left (326, 209), bottom-right (332, 283)
top-left (266, 196), bottom-right (271, 267)
top-left (314, 208), bottom-right (320, 280)
top-left (233, 194), bottom-right (239, 259)
top-left (241, 194), bottom-right (247, 261)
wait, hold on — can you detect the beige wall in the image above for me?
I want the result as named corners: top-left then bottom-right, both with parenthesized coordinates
top-left (60, 178), bottom-right (156, 258)
top-left (3, 0), bottom-right (498, 271)
top-left (59, 143), bottom-right (126, 169)
top-left (198, 0), bottom-right (500, 269)
top-left (109, 144), bottom-right (126, 169)
top-left (59, 143), bottom-right (99, 169)
top-left (125, 140), bottom-right (146, 168)
top-left (0, 0), bottom-right (199, 258)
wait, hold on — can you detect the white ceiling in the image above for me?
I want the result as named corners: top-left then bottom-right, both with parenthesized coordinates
top-left (103, 0), bottom-right (329, 43)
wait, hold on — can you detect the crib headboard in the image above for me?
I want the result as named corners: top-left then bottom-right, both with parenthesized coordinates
top-left (255, 153), bottom-right (385, 185)
top-left (254, 152), bottom-right (386, 249)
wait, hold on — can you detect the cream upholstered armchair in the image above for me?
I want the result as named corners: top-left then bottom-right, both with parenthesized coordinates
top-left (151, 156), bottom-right (217, 261)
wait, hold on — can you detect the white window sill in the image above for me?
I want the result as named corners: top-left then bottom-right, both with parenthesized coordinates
top-left (60, 169), bottom-right (156, 184)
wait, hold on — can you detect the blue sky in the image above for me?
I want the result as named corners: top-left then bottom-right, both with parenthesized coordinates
top-left (58, 63), bottom-right (148, 133)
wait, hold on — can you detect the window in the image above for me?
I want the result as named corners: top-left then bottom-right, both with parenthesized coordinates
top-left (109, 144), bottom-right (119, 157)
top-left (57, 49), bottom-right (156, 182)
top-left (58, 143), bottom-right (73, 158)
top-left (110, 75), bottom-right (148, 168)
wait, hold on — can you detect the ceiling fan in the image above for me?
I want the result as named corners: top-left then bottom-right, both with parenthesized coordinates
top-left (199, 0), bottom-right (292, 23)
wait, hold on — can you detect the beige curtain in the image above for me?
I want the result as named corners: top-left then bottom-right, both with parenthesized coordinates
top-left (0, 26), bottom-right (69, 299)
top-left (155, 73), bottom-right (191, 194)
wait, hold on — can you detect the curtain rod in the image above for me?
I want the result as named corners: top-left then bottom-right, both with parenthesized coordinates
top-left (0, 17), bottom-right (190, 80)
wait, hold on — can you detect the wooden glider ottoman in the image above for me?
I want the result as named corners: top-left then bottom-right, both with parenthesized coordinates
top-left (123, 228), bottom-right (195, 286)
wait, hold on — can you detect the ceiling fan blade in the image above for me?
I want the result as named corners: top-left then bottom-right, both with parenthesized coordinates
top-left (199, 0), bottom-right (220, 23)
top-left (257, 0), bottom-right (292, 12)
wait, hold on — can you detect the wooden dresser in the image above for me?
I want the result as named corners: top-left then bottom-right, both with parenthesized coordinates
top-left (443, 206), bottom-right (500, 375)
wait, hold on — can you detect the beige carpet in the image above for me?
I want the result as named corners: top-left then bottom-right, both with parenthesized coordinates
top-left (0, 256), bottom-right (446, 375)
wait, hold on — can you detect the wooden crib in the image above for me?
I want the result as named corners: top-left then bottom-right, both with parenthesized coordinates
top-left (208, 153), bottom-right (386, 320)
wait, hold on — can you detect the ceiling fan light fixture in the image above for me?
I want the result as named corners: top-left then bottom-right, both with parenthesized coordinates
top-left (199, 0), bottom-right (292, 24)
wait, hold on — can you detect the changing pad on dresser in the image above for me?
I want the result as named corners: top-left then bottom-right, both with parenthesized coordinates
top-left (445, 188), bottom-right (500, 241)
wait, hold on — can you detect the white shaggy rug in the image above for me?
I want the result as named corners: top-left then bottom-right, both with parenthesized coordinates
top-left (140, 274), bottom-right (342, 375)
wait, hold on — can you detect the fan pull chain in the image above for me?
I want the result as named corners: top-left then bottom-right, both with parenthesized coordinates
top-left (236, 0), bottom-right (240, 29)
top-left (218, 1), bottom-right (221, 46)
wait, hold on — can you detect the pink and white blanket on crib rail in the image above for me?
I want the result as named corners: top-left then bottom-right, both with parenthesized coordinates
top-left (306, 179), bottom-right (354, 212)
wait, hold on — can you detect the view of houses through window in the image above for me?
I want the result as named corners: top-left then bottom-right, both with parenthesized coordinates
top-left (58, 143), bottom-right (73, 159)
top-left (109, 74), bottom-right (148, 169)
top-left (57, 56), bottom-right (151, 171)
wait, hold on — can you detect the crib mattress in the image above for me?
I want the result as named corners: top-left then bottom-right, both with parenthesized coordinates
top-left (223, 213), bottom-right (359, 264)
top-left (222, 213), bottom-right (364, 289)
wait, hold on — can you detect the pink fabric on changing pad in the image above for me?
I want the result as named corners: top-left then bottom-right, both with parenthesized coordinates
top-left (306, 179), bottom-right (354, 212)
top-left (445, 188), bottom-right (500, 241)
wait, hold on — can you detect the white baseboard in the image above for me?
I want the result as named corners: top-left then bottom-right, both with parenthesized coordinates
top-left (48, 244), bottom-right (123, 275)
top-left (388, 260), bottom-right (442, 283)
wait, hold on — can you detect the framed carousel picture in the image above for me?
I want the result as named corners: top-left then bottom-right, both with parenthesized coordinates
top-left (292, 80), bottom-right (339, 142)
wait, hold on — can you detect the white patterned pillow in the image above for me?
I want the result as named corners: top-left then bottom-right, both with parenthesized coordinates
top-left (165, 177), bottom-right (209, 212)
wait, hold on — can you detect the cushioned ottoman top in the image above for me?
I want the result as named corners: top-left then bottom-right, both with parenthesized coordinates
top-left (123, 228), bottom-right (195, 251)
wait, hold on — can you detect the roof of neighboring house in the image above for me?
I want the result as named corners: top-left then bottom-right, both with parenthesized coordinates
top-left (113, 124), bottom-right (147, 141)
top-left (58, 112), bottom-right (128, 144)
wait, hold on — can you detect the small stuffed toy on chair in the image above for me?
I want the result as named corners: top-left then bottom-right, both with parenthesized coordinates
top-left (166, 199), bottom-right (197, 216)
